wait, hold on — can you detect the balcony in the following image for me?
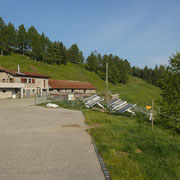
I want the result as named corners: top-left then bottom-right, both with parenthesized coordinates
top-left (0, 82), bottom-right (24, 88)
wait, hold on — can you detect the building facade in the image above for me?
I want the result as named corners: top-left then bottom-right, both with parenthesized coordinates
top-left (0, 68), bottom-right (49, 99)
top-left (48, 79), bottom-right (96, 94)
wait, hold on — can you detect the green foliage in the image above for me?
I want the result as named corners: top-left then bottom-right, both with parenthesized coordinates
top-left (132, 64), bottom-right (167, 89)
top-left (158, 52), bottom-right (180, 131)
top-left (6, 23), bottom-right (17, 51)
top-left (0, 17), bottom-right (8, 55)
top-left (27, 26), bottom-right (42, 60)
top-left (17, 24), bottom-right (27, 55)
top-left (68, 44), bottom-right (84, 64)
top-left (0, 16), bottom-right (84, 65)
top-left (86, 52), bottom-right (99, 72)
top-left (83, 110), bottom-right (180, 180)
top-left (99, 54), bottom-right (129, 84)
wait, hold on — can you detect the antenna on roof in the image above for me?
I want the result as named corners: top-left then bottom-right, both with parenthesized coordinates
top-left (18, 64), bottom-right (20, 74)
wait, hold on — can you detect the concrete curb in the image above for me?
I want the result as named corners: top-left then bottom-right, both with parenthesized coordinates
top-left (81, 111), bottom-right (111, 180)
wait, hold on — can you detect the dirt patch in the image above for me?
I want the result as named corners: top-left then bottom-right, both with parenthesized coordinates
top-left (61, 124), bottom-right (80, 128)
top-left (135, 148), bottom-right (143, 153)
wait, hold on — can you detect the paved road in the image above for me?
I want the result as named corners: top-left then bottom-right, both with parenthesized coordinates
top-left (0, 98), bottom-right (104, 180)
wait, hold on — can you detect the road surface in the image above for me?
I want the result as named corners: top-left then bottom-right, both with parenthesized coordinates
top-left (0, 98), bottom-right (104, 180)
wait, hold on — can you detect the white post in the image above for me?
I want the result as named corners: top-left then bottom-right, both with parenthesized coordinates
top-left (21, 88), bottom-right (24, 99)
top-left (152, 100), bottom-right (154, 131)
top-left (106, 63), bottom-right (108, 103)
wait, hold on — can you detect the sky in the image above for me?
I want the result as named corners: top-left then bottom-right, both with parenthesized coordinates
top-left (0, 0), bottom-right (180, 68)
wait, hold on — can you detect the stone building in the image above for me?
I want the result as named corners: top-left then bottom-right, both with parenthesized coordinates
top-left (0, 67), bottom-right (50, 99)
top-left (48, 79), bottom-right (96, 94)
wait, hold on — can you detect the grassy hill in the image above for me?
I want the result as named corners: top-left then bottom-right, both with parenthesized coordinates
top-left (0, 53), bottom-right (161, 106)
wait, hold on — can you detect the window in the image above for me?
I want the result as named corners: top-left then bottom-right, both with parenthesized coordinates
top-left (21, 78), bottom-right (27, 83)
top-left (2, 90), bottom-right (6, 94)
top-left (10, 78), bottom-right (14, 83)
top-left (28, 79), bottom-right (31, 83)
top-left (44, 80), bottom-right (46, 87)
top-left (32, 79), bottom-right (35, 83)
top-left (33, 89), bottom-right (36, 93)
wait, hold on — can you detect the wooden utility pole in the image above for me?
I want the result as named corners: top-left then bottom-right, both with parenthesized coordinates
top-left (152, 100), bottom-right (154, 131)
top-left (106, 63), bottom-right (108, 102)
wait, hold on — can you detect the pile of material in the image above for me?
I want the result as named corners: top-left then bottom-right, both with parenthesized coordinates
top-left (107, 99), bottom-right (136, 115)
top-left (84, 95), bottom-right (104, 108)
top-left (46, 103), bottom-right (59, 108)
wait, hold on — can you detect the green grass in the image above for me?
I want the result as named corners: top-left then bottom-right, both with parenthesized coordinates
top-left (0, 53), bottom-right (161, 106)
top-left (83, 110), bottom-right (180, 180)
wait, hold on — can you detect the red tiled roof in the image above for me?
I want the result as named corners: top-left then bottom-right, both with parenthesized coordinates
top-left (0, 67), bottom-right (50, 78)
top-left (48, 79), bottom-right (96, 90)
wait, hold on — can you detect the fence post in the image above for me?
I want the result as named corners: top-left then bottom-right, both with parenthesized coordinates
top-left (152, 100), bottom-right (154, 131)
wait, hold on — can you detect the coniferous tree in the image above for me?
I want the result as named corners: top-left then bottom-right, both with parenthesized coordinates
top-left (124, 59), bottom-right (131, 74)
top-left (17, 24), bottom-right (27, 55)
top-left (68, 44), bottom-right (82, 64)
top-left (27, 26), bottom-right (42, 60)
top-left (152, 65), bottom-right (159, 86)
top-left (158, 52), bottom-right (180, 131)
top-left (86, 52), bottom-right (99, 72)
top-left (0, 17), bottom-right (8, 56)
top-left (6, 23), bottom-right (17, 52)
top-left (118, 59), bottom-right (128, 84)
top-left (49, 41), bottom-right (61, 64)
top-left (79, 50), bottom-right (84, 63)
top-left (59, 42), bottom-right (68, 64)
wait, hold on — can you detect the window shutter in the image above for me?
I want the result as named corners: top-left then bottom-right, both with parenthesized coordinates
top-left (21, 78), bottom-right (24, 83)
top-left (32, 79), bottom-right (35, 83)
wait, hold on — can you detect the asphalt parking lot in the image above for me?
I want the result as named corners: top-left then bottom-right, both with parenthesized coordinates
top-left (0, 98), bottom-right (104, 180)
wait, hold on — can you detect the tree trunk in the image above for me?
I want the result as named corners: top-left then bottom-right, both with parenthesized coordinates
top-left (35, 57), bottom-right (36, 62)
top-left (1, 50), bottom-right (3, 56)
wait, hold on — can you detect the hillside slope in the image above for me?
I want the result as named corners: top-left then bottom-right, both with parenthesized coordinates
top-left (0, 53), bottom-right (161, 106)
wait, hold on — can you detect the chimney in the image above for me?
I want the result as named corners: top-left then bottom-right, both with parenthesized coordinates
top-left (18, 64), bottom-right (20, 74)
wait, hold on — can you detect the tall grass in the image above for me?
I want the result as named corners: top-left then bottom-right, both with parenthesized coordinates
top-left (84, 110), bottom-right (180, 180)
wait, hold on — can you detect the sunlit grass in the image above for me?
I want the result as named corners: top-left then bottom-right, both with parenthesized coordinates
top-left (83, 110), bottom-right (180, 180)
top-left (0, 53), bottom-right (161, 106)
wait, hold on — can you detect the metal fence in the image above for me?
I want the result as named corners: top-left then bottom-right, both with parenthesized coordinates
top-left (35, 94), bottom-right (65, 105)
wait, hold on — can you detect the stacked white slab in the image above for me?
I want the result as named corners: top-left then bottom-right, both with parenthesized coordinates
top-left (108, 99), bottom-right (136, 115)
top-left (84, 95), bottom-right (104, 108)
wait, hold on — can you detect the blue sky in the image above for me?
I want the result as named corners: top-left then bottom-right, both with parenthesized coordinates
top-left (1, 0), bottom-right (180, 68)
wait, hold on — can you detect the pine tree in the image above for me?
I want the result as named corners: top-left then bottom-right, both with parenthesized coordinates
top-left (86, 52), bottom-right (99, 72)
top-left (124, 59), bottom-right (131, 74)
top-left (152, 65), bottom-right (159, 86)
top-left (0, 17), bottom-right (8, 56)
top-left (79, 50), bottom-right (84, 63)
top-left (6, 23), bottom-right (17, 52)
top-left (159, 52), bottom-right (180, 131)
top-left (40, 33), bottom-right (51, 62)
top-left (17, 24), bottom-right (27, 55)
top-left (68, 44), bottom-right (81, 64)
top-left (59, 42), bottom-right (68, 64)
top-left (27, 26), bottom-right (42, 60)
top-left (118, 59), bottom-right (128, 84)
